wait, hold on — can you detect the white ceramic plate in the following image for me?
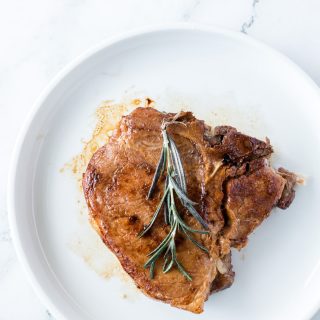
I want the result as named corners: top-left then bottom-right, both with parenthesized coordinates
top-left (8, 24), bottom-right (320, 320)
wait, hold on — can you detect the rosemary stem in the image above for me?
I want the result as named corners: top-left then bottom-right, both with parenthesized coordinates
top-left (140, 120), bottom-right (209, 280)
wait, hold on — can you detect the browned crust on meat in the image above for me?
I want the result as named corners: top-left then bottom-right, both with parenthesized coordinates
top-left (82, 107), bottom-right (297, 313)
top-left (210, 252), bottom-right (235, 293)
top-left (277, 167), bottom-right (299, 209)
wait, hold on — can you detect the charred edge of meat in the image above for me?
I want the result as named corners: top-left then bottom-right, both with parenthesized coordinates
top-left (277, 167), bottom-right (299, 209)
top-left (210, 253), bottom-right (235, 293)
top-left (209, 125), bottom-right (273, 165)
top-left (210, 271), bottom-right (235, 293)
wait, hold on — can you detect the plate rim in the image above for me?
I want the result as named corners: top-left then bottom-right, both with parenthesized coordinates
top-left (7, 23), bottom-right (320, 320)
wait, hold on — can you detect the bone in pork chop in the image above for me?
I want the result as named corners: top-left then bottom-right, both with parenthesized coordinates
top-left (83, 107), bottom-right (298, 313)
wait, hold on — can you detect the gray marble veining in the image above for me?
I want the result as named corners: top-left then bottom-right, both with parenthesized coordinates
top-left (241, 0), bottom-right (260, 33)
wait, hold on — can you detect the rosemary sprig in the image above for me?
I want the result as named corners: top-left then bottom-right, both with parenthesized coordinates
top-left (139, 120), bottom-right (209, 281)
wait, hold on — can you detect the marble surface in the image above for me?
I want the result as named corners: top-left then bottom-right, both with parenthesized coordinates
top-left (1, 0), bottom-right (320, 319)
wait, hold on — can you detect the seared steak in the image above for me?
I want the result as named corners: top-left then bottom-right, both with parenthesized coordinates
top-left (83, 107), bottom-right (297, 313)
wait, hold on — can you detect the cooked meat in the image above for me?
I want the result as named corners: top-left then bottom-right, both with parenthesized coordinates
top-left (222, 160), bottom-right (285, 249)
top-left (83, 107), bottom-right (298, 313)
top-left (83, 108), bottom-right (221, 313)
top-left (277, 167), bottom-right (300, 209)
top-left (210, 125), bottom-right (273, 163)
top-left (210, 252), bottom-right (235, 293)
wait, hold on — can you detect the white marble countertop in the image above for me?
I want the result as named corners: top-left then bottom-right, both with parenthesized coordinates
top-left (1, 0), bottom-right (320, 319)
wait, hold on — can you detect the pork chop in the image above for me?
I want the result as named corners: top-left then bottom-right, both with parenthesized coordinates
top-left (83, 107), bottom-right (297, 313)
